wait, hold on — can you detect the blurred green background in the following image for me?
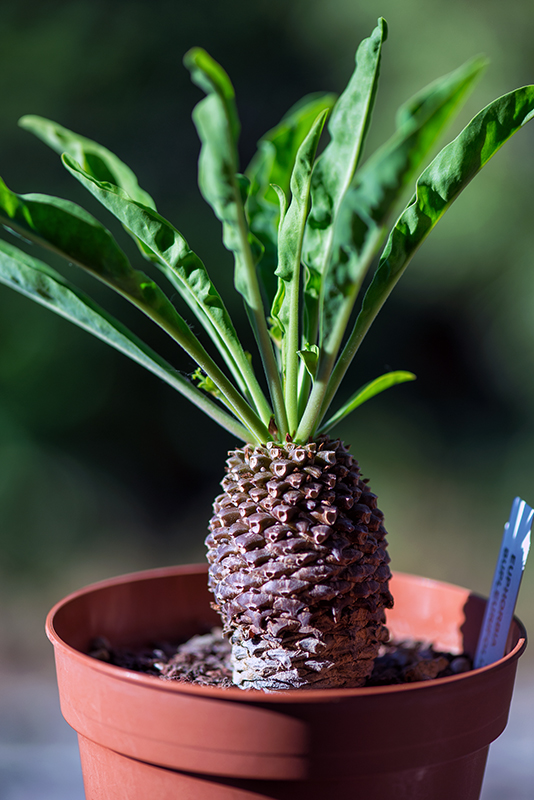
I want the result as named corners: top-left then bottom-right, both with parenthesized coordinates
top-left (1, 0), bottom-right (534, 672)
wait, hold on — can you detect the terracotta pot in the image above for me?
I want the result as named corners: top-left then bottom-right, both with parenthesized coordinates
top-left (46, 565), bottom-right (526, 800)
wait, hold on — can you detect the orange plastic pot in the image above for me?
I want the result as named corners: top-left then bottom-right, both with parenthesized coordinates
top-left (46, 565), bottom-right (526, 800)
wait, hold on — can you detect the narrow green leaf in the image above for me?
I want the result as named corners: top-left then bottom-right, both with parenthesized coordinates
top-left (0, 175), bottom-right (269, 440)
top-left (18, 115), bottom-right (156, 209)
top-left (318, 370), bottom-right (416, 434)
top-left (19, 114), bottom-right (167, 269)
top-left (296, 53), bottom-right (488, 444)
top-left (270, 110), bottom-right (328, 432)
top-left (245, 92), bottom-right (337, 303)
top-left (270, 184), bottom-right (288, 224)
top-left (184, 48), bottom-right (240, 144)
top-left (191, 91), bottom-right (263, 302)
top-left (0, 239), bottom-right (250, 441)
top-left (184, 49), bottom-right (255, 303)
top-left (60, 155), bottom-right (272, 422)
top-left (247, 93), bottom-right (338, 209)
top-left (324, 84), bottom-right (534, 421)
top-left (0, 177), bottom-right (175, 321)
top-left (302, 18), bottom-right (388, 345)
top-left (321, 53), bottom-right (488, 349)
top-left (184, 47), bottom-right (288, 437)
top-left (274, 111), bottom-right (328, 291)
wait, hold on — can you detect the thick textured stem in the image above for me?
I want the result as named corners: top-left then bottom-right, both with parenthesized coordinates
top-left (206, 437), bottom-right (393, 690)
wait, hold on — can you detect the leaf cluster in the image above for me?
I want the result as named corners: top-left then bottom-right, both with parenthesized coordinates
top-left (1, 19), bottom-right (533, 445)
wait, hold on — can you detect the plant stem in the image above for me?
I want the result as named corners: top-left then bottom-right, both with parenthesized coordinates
top-left (297, 355), bottom-right (311, 420)
top-left (215, 299), bottom-right (273, 424)
top-left (170, 284), bottom-right (262, 409)
top-left (176, 327), bottom-right (271, 442)
top-left (294, 364), bottom-right (330, 442)
top-left (318, 277), bottom-right (391, 422)
top-left (236, 206), bottom-right (289, 439)
top-left (284, 254), bottom-right (302, 436)
top-left (296, 228), bottom-right (382, 441)
top-left (158, 367), bottom-right (254, 442)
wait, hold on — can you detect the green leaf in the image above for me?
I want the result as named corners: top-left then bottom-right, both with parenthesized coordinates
top-left (333, 54), bottom-right (487, 249)
top-left (184, 47), bottom-right (240, 144)
top-left (0, 238), bottom-right (250, 441)
top-left (184, 48), bottom-right (257, 303)
top-left (184, 47), bottom-right (288, 437)
top-left (60, 155), bottom-right (272, 421)
top-left (18, 115), bottom-right (156, 209)
top-left (320, 53), bottom-right (488, 350)
top-left (0, 176), bottom-right (193, 342)
top-left (245, 92), bottom-right (337, 303)
top-left (18, 115), bottom-right (165, 268)
top-left (352, 85), bottom-right (534, 362)
top-left (296, 56), bottom-right (487, 444)
top-left (274, 112), bottom-right (328, 291)
top-left (269, 110), bottom-right (328, 432)
top-left (247, 93), bottom-right (338, 209)
top-left (321, 84), bottom-right (534, 427)
top-left (297, 344), bottom-right (320, 380)
top-left (270, 183), bottom-right (288, 225)
top-left (302, 18), bottom-right (388, 344)
top-left (0, 174), bottom-right (270, 440)
top-left (318, 370), bottom-right (416, 433)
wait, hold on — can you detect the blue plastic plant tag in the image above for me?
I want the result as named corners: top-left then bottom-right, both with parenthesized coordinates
top-left (474, 497), bottom-right (532, 669)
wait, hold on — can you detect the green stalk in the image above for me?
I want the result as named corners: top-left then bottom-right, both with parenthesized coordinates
top-left (296, 227), bottom-right (382, 441)
top-left (59, 153), bottom-right (273, 426)
top-left (317, 300), bottom-right (382, 425)
top-left (297, 355), bottom-right (312, 420)
top-left (164, 321), bottom-right (271, 442)
top-left (284, 269), bottom-right (301, 433)
top-left (273, 110), bottom-right (327, 437)
top-left (294, 363), bottom-right (329, 443)
top-left (0, 238), bottom-right (252, 442)
top-left (174, 386), bottom-right (254, 442)
top-left (236, 204), bottom-right (289, 439)
top-left (0, 184), bottom-right (269, 443)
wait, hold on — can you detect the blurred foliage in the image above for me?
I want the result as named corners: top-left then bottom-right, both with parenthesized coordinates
top-left (1, 0), bottom-right (534, 659)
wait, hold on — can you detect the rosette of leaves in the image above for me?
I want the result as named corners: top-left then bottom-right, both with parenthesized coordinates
top-left (1, 19), bottom-right (533, 689)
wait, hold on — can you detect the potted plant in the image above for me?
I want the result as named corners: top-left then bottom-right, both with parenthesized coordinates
top-left (0, 17), bottom-right (531, 799)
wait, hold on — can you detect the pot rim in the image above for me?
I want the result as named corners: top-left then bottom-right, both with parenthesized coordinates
top-left (45, 564), bottom-right (527, 704)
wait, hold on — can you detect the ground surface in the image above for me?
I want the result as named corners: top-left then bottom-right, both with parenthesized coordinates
top-left (0, 667), bottom-right (532, 799)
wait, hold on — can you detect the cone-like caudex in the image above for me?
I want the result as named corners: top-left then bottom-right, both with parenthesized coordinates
top-left (207, 438), bottom-right (392, 689)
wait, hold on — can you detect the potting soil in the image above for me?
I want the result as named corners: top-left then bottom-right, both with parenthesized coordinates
top-left (88, 629), bottom-right (472, 687)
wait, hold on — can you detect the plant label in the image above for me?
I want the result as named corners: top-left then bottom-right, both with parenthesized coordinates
top-left (474, 497), bottom-right (532, 668)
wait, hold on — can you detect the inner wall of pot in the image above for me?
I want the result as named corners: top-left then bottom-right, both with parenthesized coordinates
top-left (49, 566), bottom-right (526, 663)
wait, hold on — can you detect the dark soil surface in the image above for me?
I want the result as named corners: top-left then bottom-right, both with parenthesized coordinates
top-left (88, 629), bottom-right (472, 688)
